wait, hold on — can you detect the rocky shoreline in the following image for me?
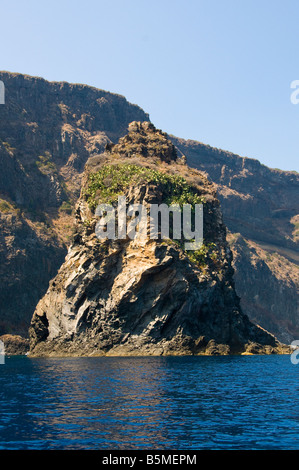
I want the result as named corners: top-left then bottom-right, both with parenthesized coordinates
top-left (0, 334), bottom-right (29, 355)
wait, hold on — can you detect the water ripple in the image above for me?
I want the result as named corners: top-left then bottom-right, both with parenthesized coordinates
top-left (0, 354), bottom-right (298, 449)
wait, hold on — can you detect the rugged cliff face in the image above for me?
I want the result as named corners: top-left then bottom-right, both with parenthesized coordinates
top-left (29, 122), bottom-right (288, 357)
top-left (0, 71), bottom-right (149, 335)
top-left (171, 137), bottom-right (299, 343)
top-left (227, 234), bottom-right (299, 343)
top-left (0, 72), bottom-right (298, 346)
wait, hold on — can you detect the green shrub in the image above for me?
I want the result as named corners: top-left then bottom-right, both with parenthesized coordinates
top-left (59, 201), bottom-right (73, 214)
top-left (187, 242), bottom-right (217, 267)
top-left (35, 152), bottom-right (57, 175)
top-left (0, 198), bottom-right (20, 214)
top-left (0, 200), bottom-right (13, 213)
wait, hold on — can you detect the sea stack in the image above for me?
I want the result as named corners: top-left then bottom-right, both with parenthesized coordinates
top-left (29, 122), bottom-right (289, 356)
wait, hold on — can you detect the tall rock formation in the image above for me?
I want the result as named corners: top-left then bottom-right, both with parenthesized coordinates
top-left (29, 122), bottom-right (288, 357)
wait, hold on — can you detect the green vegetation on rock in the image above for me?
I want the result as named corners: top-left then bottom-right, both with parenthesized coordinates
top-left (35, 152), bottom-right (57, 175)
top-left (84, 163), bottom-right (205, 210)
top-left (187, 242), bottom-right (217, 268)
top-left (84, 163), bottom-right (213, 269)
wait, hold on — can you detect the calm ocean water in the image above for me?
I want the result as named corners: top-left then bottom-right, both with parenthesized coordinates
top-left (0, 354), bottom-right (298, 450)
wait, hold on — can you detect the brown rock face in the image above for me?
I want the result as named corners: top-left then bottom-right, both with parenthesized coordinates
top-left (0, 334), bottom-right (29, 355)
top-left (29, 123), bottom-right (288, 357)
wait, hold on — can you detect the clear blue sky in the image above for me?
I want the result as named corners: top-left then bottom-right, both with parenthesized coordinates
top-left (1, 0), bottom-right (299, 172)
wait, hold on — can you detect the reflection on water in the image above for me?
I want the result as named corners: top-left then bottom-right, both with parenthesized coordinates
top-left (0, 355), bottom-right (299, 449)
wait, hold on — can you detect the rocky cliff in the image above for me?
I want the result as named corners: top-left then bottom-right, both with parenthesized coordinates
top-left (29, 122), bottom-right (288, 357)
top-left (0, 72), bottom-right (298, 346)
top-left (171, 137), bottom-right (299, 343)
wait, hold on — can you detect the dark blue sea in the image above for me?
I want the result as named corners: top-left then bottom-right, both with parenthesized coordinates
top-left (0, 354), bottom-right (298, 450)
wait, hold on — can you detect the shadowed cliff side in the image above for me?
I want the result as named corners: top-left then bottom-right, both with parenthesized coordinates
top-left (171, 136), bottom-right (299, 343)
